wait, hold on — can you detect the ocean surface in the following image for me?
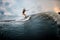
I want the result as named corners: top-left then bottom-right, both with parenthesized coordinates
top-left (0, 12), bottom-right (59, 40)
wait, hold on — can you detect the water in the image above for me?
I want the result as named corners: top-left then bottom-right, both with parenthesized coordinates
top-left (0, 13), bottom-right (58, 40)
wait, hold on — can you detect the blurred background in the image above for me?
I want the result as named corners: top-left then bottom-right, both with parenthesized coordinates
top-left (0, 0), bottom-right (60, 15)
top-left (0, 0), bottom-right (60, 40)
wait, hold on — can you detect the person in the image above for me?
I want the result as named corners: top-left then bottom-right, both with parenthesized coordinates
top-left (22, 8), bottom-right (27, 18)
top-left (22, 8), bottom-right (31, 20)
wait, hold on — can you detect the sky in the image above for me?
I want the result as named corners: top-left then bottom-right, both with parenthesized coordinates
top-left (0, 0), bottom-right (60, 16)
